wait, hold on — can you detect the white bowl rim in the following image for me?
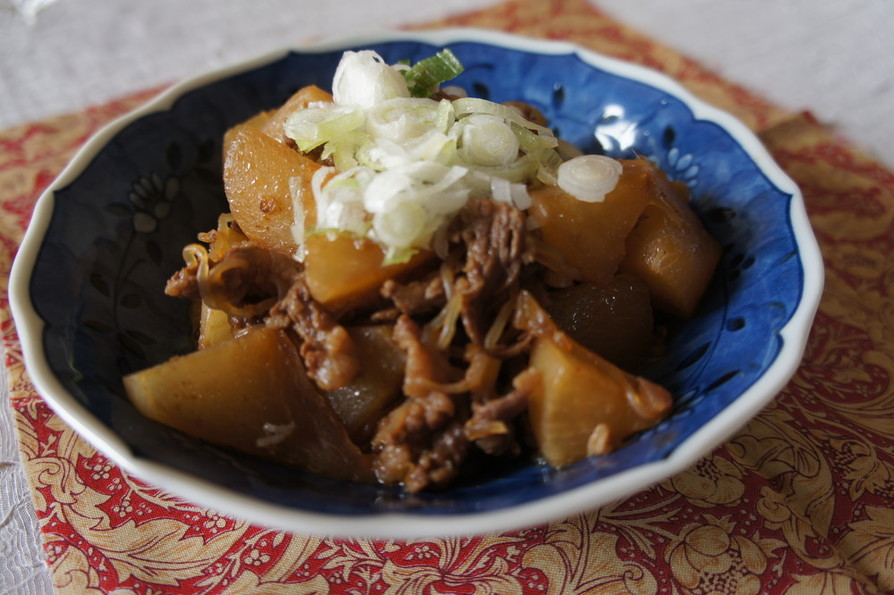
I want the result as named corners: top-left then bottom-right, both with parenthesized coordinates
top-left (8, 27), bottom-right (824, 539)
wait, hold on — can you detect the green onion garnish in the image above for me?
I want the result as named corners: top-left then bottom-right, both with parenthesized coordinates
top-left (402, 48), bottom-right (465, 97)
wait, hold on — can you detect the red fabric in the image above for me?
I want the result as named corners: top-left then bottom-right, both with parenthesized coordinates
top-left (3, 1), bottom-right (892, 592)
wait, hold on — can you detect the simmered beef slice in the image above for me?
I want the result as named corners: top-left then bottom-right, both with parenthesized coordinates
top-left (452, 198), bottom-right (527, 345)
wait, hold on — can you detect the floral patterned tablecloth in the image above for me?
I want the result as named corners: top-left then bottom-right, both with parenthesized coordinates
top-left (2, 0), bottom-right (892, 592)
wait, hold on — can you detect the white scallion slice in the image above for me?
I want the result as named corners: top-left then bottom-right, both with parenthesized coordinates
top-left (465, 151), bottom-right (541, 184)
top-left (490, 176), bottom-right (532, 211)
top-left (312, 167), bottom-right (374, 236)
top-left (332, 50), bottom-right (411, 109)
top-left (453, 97), bottom-right (555, 137)
top-left (557, 154), bottom-right (623, 203)
top-left (284, 105), bottom-right (365, 152)
top-left (535, 147), bottom-right (564, 186)
top-left (373, 200), bottom-right (427, 249)
top-left (289, 176), bottom-right (311, 259)
top-left (458, 114), bottom-right (520, 167)
top-left (367, 97), bottom-right (446, 141)
top-left (362, 162), bottom-right (470, 216)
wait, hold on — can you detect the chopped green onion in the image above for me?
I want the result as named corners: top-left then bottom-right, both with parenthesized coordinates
top-left (402, 48), bottom-right (465, 97)
top-left (536, 148), bottom-right (564, 186)
top-left (457, 114), bottom-right (520, 167)
top-left (453, 97), bottom-right (555, 137)
top-left (286, 48), bottom-right (614, 261)
top-left (557, 155), bottom-right (623, 203)
top-left (332, 50), bottom-right (411, 109)
top-left (285, 105), bottom-right (364, 152)
top-left (373, 200), bottom-right (427, 249)
top-left (367, 97), bottom-right (444, 141)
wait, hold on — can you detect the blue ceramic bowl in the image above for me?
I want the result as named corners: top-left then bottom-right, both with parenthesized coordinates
top-left (10, 29), bottom-right (823, 538)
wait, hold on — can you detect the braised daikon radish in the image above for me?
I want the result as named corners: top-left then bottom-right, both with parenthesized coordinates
top-left (546, 273), bottom-right (654, 371)
top-left (123, 327), bottom-right (373, 482)
top-left (515, 291), bottom-right (671, 467)
top-left (529, 159), bottom-right (652, 285)
top-left (303, 233), bottom-right (432, 313)
top-left (223, 125), bottom-right (320, 256)
top-left (619, 161), bottom-right (721, 318)
top-left (325, 325), bottom-right (406, 444)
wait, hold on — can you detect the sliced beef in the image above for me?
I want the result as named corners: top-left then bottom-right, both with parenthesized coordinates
top-left (371, 201), bottom-right (533, 490)
top-left (452, 198), bottom-right (527, 346)
top-left (404, 418), bottom-right (470, 492)
top-left (267, 278), bottom-right (360, 391)
top-left (374, 271), bottom-right (447, 321)
top-left (165, 243), bottom-right (300, 319)
top-left (464, 366), bottom-right (539, 455)
top-left (372, 397), bottom-right (470, 492)
top-left (166, 241), bottom-right (360, 391)
top-left (371, 315), bottom-right (468, 491)
top-left (165, 261), bottom-right (200, 299)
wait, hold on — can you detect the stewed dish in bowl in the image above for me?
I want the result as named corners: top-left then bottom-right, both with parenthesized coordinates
top-left (10, 29), bottom-right (823, 538)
